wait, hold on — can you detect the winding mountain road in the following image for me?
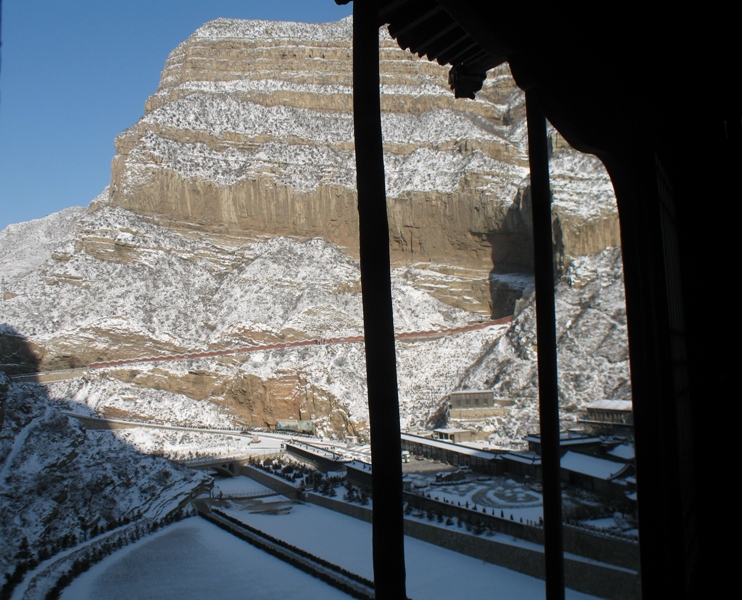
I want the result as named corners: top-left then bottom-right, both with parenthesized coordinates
top-left (88, 316), bottom-right (512, 369)
top-left (9, 316), bottom-right (511, 383)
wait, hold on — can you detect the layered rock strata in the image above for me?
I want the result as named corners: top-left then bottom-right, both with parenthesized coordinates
top-left (107, 18), bottom-right (619, 282)
top-left (0, 17), bottom-right (629, 444)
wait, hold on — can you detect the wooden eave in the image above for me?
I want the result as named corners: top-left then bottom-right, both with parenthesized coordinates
top-left (376, 0), bottom-right (507, 96)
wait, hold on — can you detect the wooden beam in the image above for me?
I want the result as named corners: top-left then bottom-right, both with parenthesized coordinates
top-left (525, 89), bottom-right (565, 600)
top-left (352, 1), bottom-right (408, 598)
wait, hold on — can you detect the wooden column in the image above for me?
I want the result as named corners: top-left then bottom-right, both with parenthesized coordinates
top-left (351, 1), bottom-right (407, 598)
top-left (525, 89), bottom-right (565, 600)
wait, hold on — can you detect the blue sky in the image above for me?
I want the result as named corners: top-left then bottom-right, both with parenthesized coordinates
top-left (0, 1), bottom-right (353, 231)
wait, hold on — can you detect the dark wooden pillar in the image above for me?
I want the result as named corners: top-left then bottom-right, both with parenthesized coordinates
top-left (525, 90), bottom-right (565, 600)
top-left (351, 1), bottom-right (407, 597)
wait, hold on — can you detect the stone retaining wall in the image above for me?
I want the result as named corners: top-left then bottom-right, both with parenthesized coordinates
top-left (239, 464), bottom-right (299, 498)
top-left (404, 490), bottom-right (639, 570)
top-left (305, 492), bottom-right (640, 600)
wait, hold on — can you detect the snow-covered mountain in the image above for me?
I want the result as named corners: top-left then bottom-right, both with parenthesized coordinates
top-left (0, 16), bottom-right (630, 441)
top-left (0, 18), bottom-right (633, 587)
top-left (108, 17), bottom-right (619, 276)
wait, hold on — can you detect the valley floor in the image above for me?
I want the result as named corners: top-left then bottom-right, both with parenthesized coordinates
top-left (60, 497), bottom-right (598, 600)
top-left (59, 517), bottom-right (350, 600)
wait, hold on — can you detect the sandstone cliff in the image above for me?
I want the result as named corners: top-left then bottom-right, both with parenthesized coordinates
top-left (105, 17), bottom-right (619, 284)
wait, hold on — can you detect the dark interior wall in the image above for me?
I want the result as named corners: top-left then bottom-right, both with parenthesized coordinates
top-left (399, 2), bottom-right (738, 595)
top-left (514, 67), bottom-right (731, 600)
top-left (504, 13), bottom-right (736, 598)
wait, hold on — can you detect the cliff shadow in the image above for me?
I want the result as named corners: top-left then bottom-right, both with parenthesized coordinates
top-left (0, 326), bottom-right (41, 377)
top-left (0, 327), bottom-right (209, 598)
top-left (485, 187), bottom-right (535, 319)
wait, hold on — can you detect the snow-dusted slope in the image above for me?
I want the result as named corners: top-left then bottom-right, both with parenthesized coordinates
top-left (0, 381), bottom-right (209, 580)
top-left (0, 206), bottom-right (84, 280)
top-left (457, 248), bottom-right (631, 446)
top-left (1, 205), bottom-right (478, 361)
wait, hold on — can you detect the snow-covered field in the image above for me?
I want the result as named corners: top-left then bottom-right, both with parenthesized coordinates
top-left (211, 475), bottom-right (273, 497)
top-left (62, 505), bottom-right (599, 600)
top-left (59, 517), bottom-right (351, 600)
top-left (404, 473), bottom-right (545, 523)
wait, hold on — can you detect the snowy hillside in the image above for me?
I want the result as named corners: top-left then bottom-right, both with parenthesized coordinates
top-left (458, 248), bottom-right (632, 446)
top-left (0, 202), bottom-right (630, 442)
top-left (0, 206), bottom-right (84, 280)
top-left (0, 381), bottom-right (209, 583)
top-left (1, 205), bottom-right (479, 357)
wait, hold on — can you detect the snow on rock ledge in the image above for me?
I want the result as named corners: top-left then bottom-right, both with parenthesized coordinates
top-left (109, 17), bottom-right (617, 271)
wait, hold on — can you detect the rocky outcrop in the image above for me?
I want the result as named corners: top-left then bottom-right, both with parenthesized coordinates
top-left (220, 371), bottom-right (356, 437)
top-left (85, 365), bottom-right (359, 439)
top-left (108, 367), bottom-right (224, 401)
top-left (105, 17), bottom-right (618, 278)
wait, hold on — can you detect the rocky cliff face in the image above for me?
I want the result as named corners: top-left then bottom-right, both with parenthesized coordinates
top-left (106, 17), bottom-right (619, 286)
top-left (0, 17), bottom-right (629, 443)
top-left (0, 18), bottom-right (632, 591)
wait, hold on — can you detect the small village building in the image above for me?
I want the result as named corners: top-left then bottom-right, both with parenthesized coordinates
top-left (345, 459), bottom-right (414, 493)
top-left (449, 390), bottom-right (495, 409)
top-left (580, 400), bottom-right (634, 435)
top-left (524, 432), bottom-right (603, 455)
top-left (500, 450), bottom-right (542, 480)
top-left (285, 441), bottom-right (349, 473)
top-left (502, 433), bottom-right (636, 490)
top-left (400, 433), bottom-right (500, 474)
top-left (447, 390), bottom-right (514, 419)
top-left (275, 419), bottom-right (315, 434)
top-left (345, 459), bottom-right (373, 491)
top-left (432, 427), bottom-right (474, 444)
top-left (606, 442), bottom-right (635, 463)
top-left (560, 451), bottom-right (635, 504)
